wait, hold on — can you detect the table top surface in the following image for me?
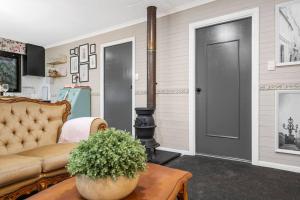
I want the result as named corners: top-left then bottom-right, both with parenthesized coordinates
top-left (28, 163), bottom-right (192, 200)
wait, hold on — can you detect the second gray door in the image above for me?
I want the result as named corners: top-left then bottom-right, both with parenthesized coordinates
top-left (104, 42), bottom-right (132, 133)
top-left (196, 18), bottom-right (252, 160)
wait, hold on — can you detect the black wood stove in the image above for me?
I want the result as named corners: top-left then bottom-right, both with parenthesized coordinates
top-left (135, 6), bottom-right (180, 164)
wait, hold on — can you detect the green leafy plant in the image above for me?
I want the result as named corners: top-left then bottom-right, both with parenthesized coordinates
top-left (67, 128), bottom-right (147, 180)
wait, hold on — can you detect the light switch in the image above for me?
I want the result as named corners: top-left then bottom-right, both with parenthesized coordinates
top-left (267, 60), bottom-right (275, 71)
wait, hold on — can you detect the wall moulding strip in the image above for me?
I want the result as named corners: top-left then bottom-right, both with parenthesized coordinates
top-left (260, 82), bottom-right (300, 90)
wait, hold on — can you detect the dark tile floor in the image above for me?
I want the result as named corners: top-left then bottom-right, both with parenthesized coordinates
top-left (167, 155), bottom-right (300, 200)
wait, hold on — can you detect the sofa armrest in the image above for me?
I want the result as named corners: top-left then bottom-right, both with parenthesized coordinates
top-left (89, 118), bottom-right (108, 134)
top-left (58, 117), bottom-right (108, 143)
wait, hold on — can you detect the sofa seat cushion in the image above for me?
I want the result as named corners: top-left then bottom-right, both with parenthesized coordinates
top-left (0, 154), bottom-right (41, 187)
top-left (18, 143), bottom-right (77, 173)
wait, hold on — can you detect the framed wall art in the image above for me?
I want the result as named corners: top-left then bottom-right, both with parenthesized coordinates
top-left (74, 47), bottom-right (79, 55)
top-left (79, 63), bottom-right (89, 82)
top-left (276, 0), bottom-right (300, 66)
top-left (70, 56), bottom-right (79, 74)
top-left (90, 44), bottom-right (96, 54)
top-left (79, 44), bottom-right (89, 63)
top-left (70, 48), bottom-right (75, 55)
top-left (275, 90), bottom-right (300, 155)
top-left (89, 54), bottom-right (97, 69)
top-left (72, 74), bottom-right (78, 83)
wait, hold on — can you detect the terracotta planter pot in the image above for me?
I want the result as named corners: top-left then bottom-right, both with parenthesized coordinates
top-left (76, 174), bottom-right (140, 200)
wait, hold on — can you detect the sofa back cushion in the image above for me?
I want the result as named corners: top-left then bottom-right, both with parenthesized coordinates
top-left (0, 98), bottom-right (70, 155)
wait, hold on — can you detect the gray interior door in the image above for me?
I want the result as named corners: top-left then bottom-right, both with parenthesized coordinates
top-left (104, 42), bottom-right (132, 132)
top-left (196, 18), bottom-right (252, 160)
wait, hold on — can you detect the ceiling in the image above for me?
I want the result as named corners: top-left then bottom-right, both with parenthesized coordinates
top-left (0, 0), bottom-right (214, 48)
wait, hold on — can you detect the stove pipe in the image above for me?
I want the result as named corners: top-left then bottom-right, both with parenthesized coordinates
top-left (135, 6), bottom-right (159, 161)
top-left (147, 6), bottom-right (157, 109)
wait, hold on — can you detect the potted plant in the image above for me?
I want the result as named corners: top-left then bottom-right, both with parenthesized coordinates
top-left (67, 128), bottom-right (147, 200)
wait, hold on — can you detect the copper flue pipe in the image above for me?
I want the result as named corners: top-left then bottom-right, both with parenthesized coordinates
top-left (147, 6), bottom-right (157, 109)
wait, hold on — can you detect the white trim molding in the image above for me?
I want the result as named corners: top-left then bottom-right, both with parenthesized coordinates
top-left (100, 37), bottom-right (136, 137)
top-left (256, 161), bottom-right (300, 173)
top-left (188, 8), bottom-right (260, 165)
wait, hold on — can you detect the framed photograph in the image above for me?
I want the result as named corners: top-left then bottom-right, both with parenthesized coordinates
top-left (275, 90), bottom-right (300, 155)
top-left (276, 1), bottom-right (300, 66)
top-left (72, 74), bottom-right (78, 83)
top-left (70, 56), bottom-right (79, 74)
top-left (90, 44), bottom-right (96, 54)
top-left (89, 54), bottom-right (97, 69)
top-left (79, 63), bottom-right (89, 82)
top-left (70, 48), bottom-right (75, 55)
top-left (74, 47), bottom-right (79, 55)
top-left (79, 44), bottom-right (89, 63)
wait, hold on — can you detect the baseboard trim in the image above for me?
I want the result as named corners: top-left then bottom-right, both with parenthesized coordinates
top-left (255, 161), bottom-right (300, 173)
top-left (196, 153), bottom-right (251, 163)
top-left (156, 147), bottom-right (191, 155)
top-left (157, 147), bottom-right (300, 173)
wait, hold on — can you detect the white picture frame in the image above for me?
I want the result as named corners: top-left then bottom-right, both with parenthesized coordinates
top-left (79, 63), bottom-right (89, 82)
top-left (275, 90), bottom-right (300, 155)
top-left (70, 56), bottom-right (79, 74)
top-left (79, 44), bottom-right (89, 63)
top-left (89, 54), bottom-right (97, 69)
top-left (276, 0), bottom-right (300, 66)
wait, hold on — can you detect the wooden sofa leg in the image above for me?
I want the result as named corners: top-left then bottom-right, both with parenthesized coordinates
top-left (177, 183), bottom-right (188, 200)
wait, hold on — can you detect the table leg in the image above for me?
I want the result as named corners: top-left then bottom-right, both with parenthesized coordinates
top-left (177, 183), bottom-right (188, 200)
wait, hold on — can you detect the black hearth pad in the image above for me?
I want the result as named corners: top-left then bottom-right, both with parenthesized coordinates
top-left (149, 150), bottom-right (181, 165)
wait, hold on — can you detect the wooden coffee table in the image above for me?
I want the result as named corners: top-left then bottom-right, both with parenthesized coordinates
top-left (28, 163), bottom-right (192, 200)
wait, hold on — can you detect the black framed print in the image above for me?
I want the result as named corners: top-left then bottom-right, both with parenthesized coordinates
top-left (70, 48), bottom-right (75, 55)
top-left (276, 1), bottom-right (300, 66)
top-left (74, 47), bottom-right (79, 55)
top-left (79, 44), bottom-right (89, 63)
top-left (90, 44), bottom-right (96, 54)
top-left (89, 54), bottom-right (97, 69)
top-left (72, 74), bottom-right (78, 83)
top-left (70, 56), bottom-right (79, 74)
top-left (79, 63), bottom-right (89, 82)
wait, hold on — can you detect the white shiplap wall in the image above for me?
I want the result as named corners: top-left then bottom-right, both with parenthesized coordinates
top-left (46, 0), bottom-right (300, 170)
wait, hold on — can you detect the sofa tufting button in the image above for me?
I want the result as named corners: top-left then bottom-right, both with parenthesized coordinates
top-left (11, 110), bottom-right (14, 115)
top-left (19, 119), bottom-right (22, 124)
top-left (12, 130), bottom-right (16, 135)
top-left (39, 108), bottom-right (43, 114)
top-left (21, 140), bottom-right (24, 145)
top-left (35, 138), bottom-right (39, 142)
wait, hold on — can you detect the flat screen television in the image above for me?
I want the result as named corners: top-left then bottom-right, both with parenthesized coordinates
top-left (0, 51), bottom-right (21, 92)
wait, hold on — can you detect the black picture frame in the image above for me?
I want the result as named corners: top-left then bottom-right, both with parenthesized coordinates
top-left (89, 54), bottom-right (97, 69)
top-left (70, 48), bottom-right (75, 55)
top-left (79, 63), bottom-right (89, 82)
top-left (79, 44), bottom-right (89, 63)
top-left (72, 74), bottom-right (77, 83)
top-left (90, 44), bottom-right (96, 54)
top-left (0, 50), bottom-right (21, 92)
top-left (74, 47), bottom-right (79, 55)
top-left (70, 56), bottom-right (79, 74)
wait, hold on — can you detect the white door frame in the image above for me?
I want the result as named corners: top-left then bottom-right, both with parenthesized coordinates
top-left (100, 37), bottom-right (136, 137)
top-left (188, 8), bottom-right (260, 164)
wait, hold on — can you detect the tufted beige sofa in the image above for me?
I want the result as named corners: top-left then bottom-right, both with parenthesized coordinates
top-left (0, 97), bottom-right (108, 199)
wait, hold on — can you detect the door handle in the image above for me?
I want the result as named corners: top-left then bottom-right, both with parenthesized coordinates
top-left (196, 88), bottom-right (202, 93)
